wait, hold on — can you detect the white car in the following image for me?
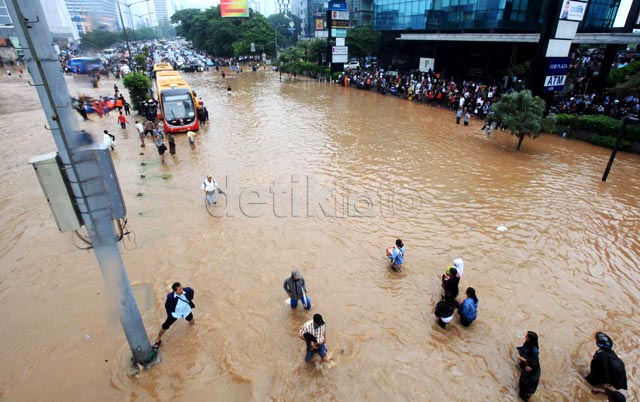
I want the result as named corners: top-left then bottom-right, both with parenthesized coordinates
top-left (344, 61), bottom-right (360, 70)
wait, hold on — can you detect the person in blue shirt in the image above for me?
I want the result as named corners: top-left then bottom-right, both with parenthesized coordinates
top-left (457, 287), bottom-right (478, 326)
top-left (388, 239), bottom-right (405, 272)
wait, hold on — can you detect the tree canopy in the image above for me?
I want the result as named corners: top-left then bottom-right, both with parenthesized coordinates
top-left (170, 6), bottom-right (288, 57)
top-left (345, 26), bottom-right (380, 57)
top-left (491, 90), bottom-right (555, 150)
top-left (79, 25), bottom-right (175, 51)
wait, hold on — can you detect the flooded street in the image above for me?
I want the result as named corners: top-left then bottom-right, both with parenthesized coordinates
top-left (1, 68), bottom-right (639, 401)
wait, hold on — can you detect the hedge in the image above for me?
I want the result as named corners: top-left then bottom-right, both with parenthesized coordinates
top-left (554, 113), bottom-right (640, 142)
top-left (280, 61), bottom-right (329, 79)
top-left (590, 134), bottom-right (631, 150)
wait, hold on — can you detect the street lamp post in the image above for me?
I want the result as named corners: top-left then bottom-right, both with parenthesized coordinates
top-left (602, 115), bottom-right (639, 182)
top-left (116, 1), bottom-right (132, 61)
top-left (117, 0), bottom-right (149, 61)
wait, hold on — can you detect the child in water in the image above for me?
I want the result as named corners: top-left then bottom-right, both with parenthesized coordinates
top-left (227, 85), bottom-right (232, 95)
top-left (443, 258), bottom-right (464, 281)
top-left (386, 239), bottom-right (405, 272)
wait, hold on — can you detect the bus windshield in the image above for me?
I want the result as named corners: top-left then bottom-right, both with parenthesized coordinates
top-left (162, 92), bottom-right (195, 121)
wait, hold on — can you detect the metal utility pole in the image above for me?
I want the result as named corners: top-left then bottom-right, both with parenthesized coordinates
top-left (7, 0), bottom-right (156, 367)
top-left (602, 116), bottom-right (639, 182)
top-left (116, 0), bottom-right (133, 62)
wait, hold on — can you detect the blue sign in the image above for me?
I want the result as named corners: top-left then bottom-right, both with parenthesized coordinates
top-left (544, 57), bottom-right (570, 92)
top-left (329, 1), bottom-right (347, 11)
top-left (546, 58), bottom-right (570, 75)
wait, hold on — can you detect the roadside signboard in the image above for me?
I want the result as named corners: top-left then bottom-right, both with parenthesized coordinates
top-left (331, 28), bottom-right (347, 37)
top-left (328, 1), bottom-right (347, 11)
top-left (332, 54), bottom-right (348, 63)
top-left (332, 46), bottom-right (348, 55)
top-left (336, 37), bottom-right (345, 46)
top-left (418, 57), bottom-right (435, 72)
top-left (544, 57), bottom-right (570, 92)
top-left (315, 18), bottom-right (324, 30)
top-left (332, 11), bottom-right (349, 20)
top-left (332, 19), bottom-right (349, 28)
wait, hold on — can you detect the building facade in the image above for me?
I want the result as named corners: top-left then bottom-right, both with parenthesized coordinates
top-left (43, 0), bottom-right (80, 42)
top-left (65, 0), bottom-right (119, 33)
top-left (372, 0), bottom-right (639, 81)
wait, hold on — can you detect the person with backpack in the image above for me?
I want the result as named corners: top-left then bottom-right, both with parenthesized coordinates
top-left (441, 267), bottom-right (460, 299)
top-left (152, 282), bottom-right (195, 348)
top-left (388, 239), bottom-right (405, 272)
top-left (585, 332), bottom-right (628, 390)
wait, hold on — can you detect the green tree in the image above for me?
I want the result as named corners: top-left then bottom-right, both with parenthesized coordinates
top-left (233, 15), bottom-right (276, 56)
top-left (345, 26), bottom-right (380, 57)
top-left (491, 90), bottom-right (555, 150)
top-left (205, 18), bottom-right (240, 56)
top-left (170, 8), bottom-right (203, 38)
top-left (306, 39), bottom-right (326, 64)
top-left (122, 72), bottom-right (152, 111)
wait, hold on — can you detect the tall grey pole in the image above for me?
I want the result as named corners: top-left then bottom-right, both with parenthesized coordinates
top-left (116, 1), bottom-right (133, 62)
top-left (602, 116), bottom-right (638, 182)
top-left (7, 0), bottom-right (155, 366)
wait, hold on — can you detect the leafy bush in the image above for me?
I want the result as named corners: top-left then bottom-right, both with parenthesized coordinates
top-left (553, 113), bottom-right (577, 126)
top-left (579, 115), bottom-right (619, 137)
top-left (555, 114), bottom-right (640, 143)
top-left (332, 72), bottom-right (342, 81)
top-left (122, 72), bottom-right (152, 111)
top-left (590, 134), bottom-right (631, 150)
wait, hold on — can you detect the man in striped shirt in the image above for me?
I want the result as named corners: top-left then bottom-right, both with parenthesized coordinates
top-left (299, 313), bottom-right (328, 362)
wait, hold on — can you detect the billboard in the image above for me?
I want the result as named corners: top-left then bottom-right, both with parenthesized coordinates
top-left (559, 0), bottom-right (587, 22)
top-left (221, 0), bottom-right (249, 17)
top-left (315, 18), bottom-right (324, 30)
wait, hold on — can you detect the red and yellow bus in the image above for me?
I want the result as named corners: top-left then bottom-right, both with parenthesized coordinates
top-left (153, 63), bottom-right (199, 133)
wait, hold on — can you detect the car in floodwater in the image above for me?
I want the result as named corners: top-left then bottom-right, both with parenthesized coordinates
top-left (344, 60), bottom-right (360, 70)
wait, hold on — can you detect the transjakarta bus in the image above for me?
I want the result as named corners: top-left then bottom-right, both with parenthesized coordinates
top-left (153, 63), bottom-right (199, 133)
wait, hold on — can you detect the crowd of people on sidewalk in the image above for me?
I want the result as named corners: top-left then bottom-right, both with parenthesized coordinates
top-left (339, 45), bottom-right (640, 126)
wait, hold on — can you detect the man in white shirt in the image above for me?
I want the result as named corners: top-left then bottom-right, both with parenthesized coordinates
top-left (153, 282), bottom-right (195, 348)
top-left (135, 121), bottom-right (145, 147)
top-left (299, 314), bottom-right (328, 362)
top-left (201, 175), bottom-right (218, 205)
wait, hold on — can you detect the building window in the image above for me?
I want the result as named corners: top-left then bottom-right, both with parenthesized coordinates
top-left (0, 4), bottom-right (12, 26)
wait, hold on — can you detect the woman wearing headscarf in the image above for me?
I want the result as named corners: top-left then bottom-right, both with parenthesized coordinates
top-left (585, 332), bottom-right (627, 390)
top-left (516, 331), bottom-right (540, 401)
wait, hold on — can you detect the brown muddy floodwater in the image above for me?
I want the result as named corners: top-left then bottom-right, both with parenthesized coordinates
top-left (0, 68), bottom-right (639, 402)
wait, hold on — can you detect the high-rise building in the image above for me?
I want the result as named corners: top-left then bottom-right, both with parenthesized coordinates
top-left (65, 0), bottom-right (119, 33)
top-left (307, 0), bottom-right (327, 37)
top-left (349, 0), bottom-right (373, 27)
top-left (0, 0), bottom-right (14, 32)
top-left (371, 0), bottom-right (640, 95)
top-left (153, 0), bottom-right (169, 25)
top-left (249, 0), bottom-right (263, 15)
top-left (277, 0), bottom-right (292, 14)
top-left (43, 0), bottom-right (80, 42)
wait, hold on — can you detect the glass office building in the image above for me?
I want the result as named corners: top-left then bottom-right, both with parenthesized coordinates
top-left (374, 0), bottom-right (625, 32)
